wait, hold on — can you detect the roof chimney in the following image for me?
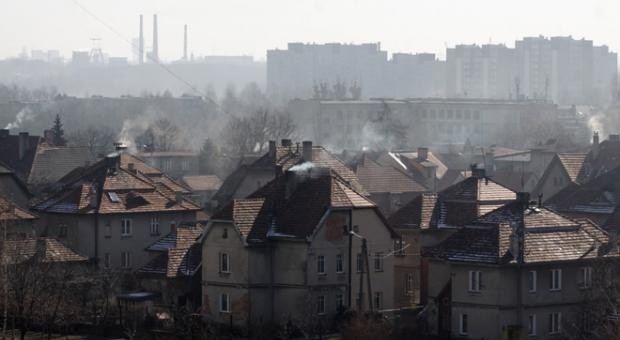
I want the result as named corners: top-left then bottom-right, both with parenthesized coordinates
top-left (114, 142), bottom-right (127, 152)
top-left (281, 139), bottom-right (292, 147)
top-left (593, 131), bottom-right (599, 146)
top-left (417, 147), bottom-right (428, 161)
top-left (175, 191), bottom-right (183, 204)
top-left (302, 141), bottom-right (313, 161)
top-left (128, 162), bottom-right (136, 174)
top-left (18, 132), bottom-right (29, 160)
top-left (470, 164), bottom-right (485, 178)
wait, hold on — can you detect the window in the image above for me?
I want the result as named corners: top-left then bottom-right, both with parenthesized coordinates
top-left (121, 218), bottom-right (132, 236)
top-left (181, 159), bottom-right (190, 170)
top-left (336, 294), bottom-right (343, 311)
top-left (469, 271), bottom-right (482, 292)
top-left (150, 216), bottom-right (159, 235)
top-left (316, 295), bottom-right (325, 315)
top-left (405, 273), bottom-right (414, 295)
top-left (528, 271), bottom-right (537, 292)
top-left (103, 253), bottom-right (111, 268)
top-left (336, 254), bottom-right (344, 273)
top-left (374, 291), bottom-right (383, 310)
top-left (579, 267), bottom-right (592, 288)
top-left (393, 239), bottom-right (405, 255)
top-left (528, 314), bottom-right (537, 336)
top-left (356, 253), bottom-right (363, 272)
top-left (222, 228), bottom-right (228, 239)
top-left (317, 255), bottom-right (326, 274)
top-left (550, 269), bottom-right (562, 291)
top-left (459, 314), bottom-right (468, 335)
top-left (219, 252), bottom-right (230, 273)
top-left (374, 252), bottom-right (384, 272)
top-left (121, 251), bottom-right (131, 268)
top-left (219, 294), bottom-right (230, 312)
top-left (549, 312), bottom-right (561, 334)
top-left (104, 219), bottom-right (111, 238)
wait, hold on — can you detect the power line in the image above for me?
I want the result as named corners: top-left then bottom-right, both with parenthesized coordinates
top-left (69, 0), bottom-right (218, 106)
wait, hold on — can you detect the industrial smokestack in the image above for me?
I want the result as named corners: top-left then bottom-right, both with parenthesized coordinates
top-left (139, 15), bottom-right (144, 64)
top-left (152, 14), bottom-right (159, 62)
top-left (183, 24), bottom-right (188, 61)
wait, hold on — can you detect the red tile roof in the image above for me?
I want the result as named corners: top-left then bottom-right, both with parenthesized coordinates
top-left (0, 194), bottom-right (36, 221)
top-left (353, 155), bottom-right (427, 194)
top-left (388, 193), bottom-right (438, 229)
top-left (140, 225), bottom-right (204, 278)
top-left (557, 153), bottom-right (587, 183)
top-left (212, 167), bottom-right (376, 242)
top-left (3, 238), bottom-right (88, 264)
top-left (33, 153), bottom-right (200, 215)
top-left (182, 175), bottom-right (222, 192)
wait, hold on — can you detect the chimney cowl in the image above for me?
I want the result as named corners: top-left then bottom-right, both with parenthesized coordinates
top-left (302, 141), bottom-right (313, 161)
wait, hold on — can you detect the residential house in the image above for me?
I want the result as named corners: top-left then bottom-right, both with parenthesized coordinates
top-left (138, 224), bottom-right (204, 310)
top-left (0, 129), bottom-right (95, 192)
top-left (0, 162), bottom-right (31, 208)
top-left (136, 151), bottom-right (199, 179)
top-left (3, 237), bottom-right (88, 265)
top-left (425, 194), bottom-right (618, 339)
top-left (575, 132), bottom-right (620, 184)
top-left (349, 153), bottom-right (427, 216)
top-left (532, 153), bottom-right (587, 202)
top-left (0, 193), bottom-right (37, 239)
top-left (211, 139), bottom-right (365, 211)
top-left (202, 166), bottom-right (397, 327)
top-left (181, 175), bottom-right (222, 209)
top-left (32, 152), bottom-right (200, 269)
top-left (376, 148), bottom-right (448, 192)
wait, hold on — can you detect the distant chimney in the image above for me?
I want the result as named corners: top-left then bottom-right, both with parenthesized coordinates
top-left (610, 134), bottom-right (620, 142)
top-left (152, 14), bottom-right (159, 62)
top-left (417, 147), bottom-right (429, 161)
top-left (0, 129), bottom-right (9, 138)
top-left (281, 139), bottom-right (292, 147)
top-left (139, 15), bottom-right (144, 64)
top-left (18, 132), bottom-right (29, 160)
top-left (183, 24), bottom-right (188, 60)
top-left (43, 129), bottom-right (54, 143)
top-left (127, 162), bottom-right (136, 174)
top-left (268, 140), bottom-right (276, 158)
top-left (114, 142), bottom-right (127, 152)
top-left (302, 141), bottom-right (313, 161)
top-left (470, 164), bottom-right (486, 178)
top-left (175, 191), bottom-right (183, 204)
top-left (593, 131), bottom-right (599, 146)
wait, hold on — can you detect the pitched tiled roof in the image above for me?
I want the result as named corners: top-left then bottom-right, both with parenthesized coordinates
top-left (182, 175), bottom-right (222, 192)
top-left (389, 175), bottom-right (517, 228)
top-left (33, 153), bottom-right (200, 215)
top-left (426, 212), bottom-right (616, 264)
top-left (28, 146), bottom-right (95, 186)
top-left (557, 153), bottom-right (587, 183)
top-left (475, 201), bottom-right (579, 229)
top-left (388, 193), bottom-right (438, 229)
top-left (386, 151), bottom-right (448, 180)
top-left (3, 238), bottom-right (88, 264)
top-left (212, 167), bottom-right (376, 242)
top-left (354, 155), bottom-right (427, 194)
top-left (576, 139), bottom-right (620, 183)
top-left (0, 194), bottom-right (36, 221)
top-left (139, 226), bottom-right (203, 278)
top-left (212, 144), bottom-right (366, 208)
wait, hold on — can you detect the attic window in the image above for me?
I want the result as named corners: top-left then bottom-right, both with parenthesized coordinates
top-left (108, 192), bottom-right (120, 203)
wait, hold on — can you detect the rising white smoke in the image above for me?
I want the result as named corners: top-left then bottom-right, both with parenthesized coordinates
top-left (289, 161), bottom-right (315, 172)
top-left (5, 108), bottom-right (35, 130)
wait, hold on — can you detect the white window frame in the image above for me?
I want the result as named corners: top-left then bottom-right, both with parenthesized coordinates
top-left (317, 255), bottom-right (326, 275)
top-left (219, 293), bottom-right (230, 313)
top-left (316, 295), bottom-right (325, 315)
top-left (528, 314), bottom-right (537, 336)
top-left (150, 216), bottom-right (160, 235)
top-left (374, 252), bottom-right (384, 272)
top-left (121, 217), bottom-right (132, 236)
top-left (120, 251), bottom-right (131, 268)
top-left (549, 312), bottom-right (562, 334)
top-left (336, 254), bottom-right (344, 273)
top-left (219, 252), bottom-right (230, 273)
top-left (550, 269), bottom-right (562, 291)
top-left (459, 313), bottom-right (468, 335)
top-left (528, 270), bottom-right (537, 293)
top-left (580, 266), bottom-right (592, 289)
top-left (469, 270), bottom-right (481, 292)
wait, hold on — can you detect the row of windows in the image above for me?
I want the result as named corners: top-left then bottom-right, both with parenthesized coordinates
top-left (103, 251), bottom-right (132, 268)
top-left (104, 216), bottom-right (171, 238)
top-left (459, 312), bottom-right (562, 336)
top-left (317, 253), bottom-right (385, 275)
top-left (218, 293), bottom-right (362, 315)
top-left (468, 267), bottom-right (593, 293)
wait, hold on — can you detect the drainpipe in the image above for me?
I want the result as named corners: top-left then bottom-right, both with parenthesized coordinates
top-left (347, 209), bottom-right (353, 308)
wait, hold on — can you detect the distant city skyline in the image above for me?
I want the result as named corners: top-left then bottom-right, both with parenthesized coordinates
top-left (1, 0), bottom-right (619, 62)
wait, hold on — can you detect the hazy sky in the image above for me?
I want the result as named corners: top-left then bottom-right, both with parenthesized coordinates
top-left (1, 0), bottom-right (618, 61)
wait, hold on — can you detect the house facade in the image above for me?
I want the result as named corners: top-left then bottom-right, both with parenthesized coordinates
top-left (202, 167), bottom-right (396, 328)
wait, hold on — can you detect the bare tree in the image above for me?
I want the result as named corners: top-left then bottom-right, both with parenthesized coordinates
top-left (67, 125), bottom-right (116, 157)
